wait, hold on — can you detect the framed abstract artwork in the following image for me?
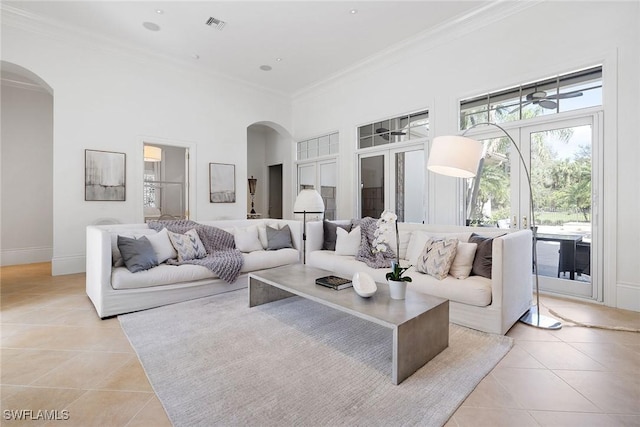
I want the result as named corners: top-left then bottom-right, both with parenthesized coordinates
top-left (85, 149), bottom-right (126, 201)
top-left (209, 163), bottom-right (236, 203)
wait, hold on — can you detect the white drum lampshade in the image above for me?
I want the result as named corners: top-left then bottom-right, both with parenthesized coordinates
top-left (144, 145), bottom-right (162, 162)
top-left (427, 135), bottom-right (483, 178)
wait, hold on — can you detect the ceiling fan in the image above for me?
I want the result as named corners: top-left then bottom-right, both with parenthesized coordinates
top-left (522, 89), bottom-right (583, 109)
top-left (375, 127), bottom-right (406, 141)
top-left (503, 89), bottom-right (583, 114)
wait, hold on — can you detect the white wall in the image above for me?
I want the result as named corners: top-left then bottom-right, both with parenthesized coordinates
top-left (292, 1), bottom-right (639, 310)
top-left (0, 81), bottom-right (53, 265)
top-left (1, 16), bottom-right (292, 275)
top-left (247, 126), bottom-right (269, 216)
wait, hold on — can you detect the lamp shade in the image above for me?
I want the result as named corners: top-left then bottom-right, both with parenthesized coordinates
top-left (248, 176), bottom-right (257, 195)
top-left (427, 135), bottom-right (483, 178)
top-left (293, 189), bottom-right (325, 221)
top-left (144, 145), bottom-right (162, 162)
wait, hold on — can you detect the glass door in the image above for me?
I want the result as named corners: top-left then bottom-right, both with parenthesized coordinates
top-left (358, 145), bottom-right (425, 221)
top-left (464, 114), bottom-right (600, 299)
top-left (523, 116), bottom-right (598, 298)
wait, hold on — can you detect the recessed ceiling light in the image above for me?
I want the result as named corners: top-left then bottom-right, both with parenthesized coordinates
top-left (142, 22), bottom-right (161, 31)
top-left (259, 65), bottom-right (272, 71)
top-left (276, 58), bottom-right (282, 62)
top-left (155, 9), bottom-right (164, 14)
top-left (192, 54), bottom-right (200, 60)
top-left (350, 9), bottom-right (358, 14)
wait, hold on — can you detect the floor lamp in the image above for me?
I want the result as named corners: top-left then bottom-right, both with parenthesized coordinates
top-left (427, 122), bottom-right (561, 330)
top-left (293, 189), bottom-right (325, 264)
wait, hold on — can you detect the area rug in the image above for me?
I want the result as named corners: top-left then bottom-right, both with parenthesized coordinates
top-left (119, 290), bottom-right (513, 427)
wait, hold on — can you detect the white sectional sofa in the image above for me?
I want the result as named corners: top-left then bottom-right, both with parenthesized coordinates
top-left (306, 220), bottom-right (533, 335)
top-left (86, 219), bottom-right (302, 318)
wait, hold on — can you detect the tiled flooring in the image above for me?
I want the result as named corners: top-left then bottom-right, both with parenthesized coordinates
top-left (1, 263), bottom-right (639, 426)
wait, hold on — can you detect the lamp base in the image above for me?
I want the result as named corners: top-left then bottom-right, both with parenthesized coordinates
top-left (519, 306), bottom-right (562, 330)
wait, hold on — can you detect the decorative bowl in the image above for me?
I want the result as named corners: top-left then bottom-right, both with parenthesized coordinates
top-left (352, 272), bottom-right (377, 298)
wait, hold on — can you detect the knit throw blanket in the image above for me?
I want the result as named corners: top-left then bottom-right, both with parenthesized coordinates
top-left (355, 217), bottom-right (396, 269)
top-left (148, 220), bottom-right (243, 284)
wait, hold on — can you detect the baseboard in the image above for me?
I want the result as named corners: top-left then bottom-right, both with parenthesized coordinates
top-left (0, 246), bottom-right (52, 266)
top-left (52, 255), bottom-right (85, 276)
top-left (616, 282), bottom-right (640, 312)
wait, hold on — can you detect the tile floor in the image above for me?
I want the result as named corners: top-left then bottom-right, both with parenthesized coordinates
top-left (1, 263), bottom-right (638, 426)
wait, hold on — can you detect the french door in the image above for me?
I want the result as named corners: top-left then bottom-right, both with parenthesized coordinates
top-left (465, 113), bottom-right (602, 300)
top-left (358, 145), bottom-right (425, 222)
top-left (297, 159), bottom-right (338, 220)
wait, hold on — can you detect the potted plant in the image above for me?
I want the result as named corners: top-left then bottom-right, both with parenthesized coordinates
top-left (373, 210), bottom-right (412, 299)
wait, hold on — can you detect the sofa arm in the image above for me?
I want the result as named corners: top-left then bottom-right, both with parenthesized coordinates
top-left (86, 226), bottom-right (113, 317)
top-left (491, 229), bottom-right (533, 322)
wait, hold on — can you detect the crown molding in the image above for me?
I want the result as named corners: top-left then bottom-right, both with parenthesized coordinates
top-left (293, 0), bottom-right (543, 100)
top-left (0, 4), bottom-right (292, 101)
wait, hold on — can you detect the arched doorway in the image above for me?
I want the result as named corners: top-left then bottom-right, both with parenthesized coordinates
top-left (246, 122), bottom-right (292, 219)
top-left (1, 61), bottom-right (54, 266)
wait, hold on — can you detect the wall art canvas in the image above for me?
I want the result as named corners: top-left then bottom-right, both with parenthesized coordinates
top-left (85, 149), bottom-right (126, 201)
top-left (209, 163), bottom-right (236, 203)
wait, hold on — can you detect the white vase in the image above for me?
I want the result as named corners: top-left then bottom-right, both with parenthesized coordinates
top-left (388, 279), bottom-right (407, 300)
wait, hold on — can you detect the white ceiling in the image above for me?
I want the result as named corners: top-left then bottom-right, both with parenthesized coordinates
top-left (5, 1), bottom-right (493, 95)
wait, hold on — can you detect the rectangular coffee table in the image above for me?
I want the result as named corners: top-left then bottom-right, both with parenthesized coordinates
top-left (248, 264), bottom-right (449, 385)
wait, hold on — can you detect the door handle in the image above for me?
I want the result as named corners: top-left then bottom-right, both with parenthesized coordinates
top-left (522, 216), bottom-right (528, 229)
top-left (512, 215), bottom-right (517, 229)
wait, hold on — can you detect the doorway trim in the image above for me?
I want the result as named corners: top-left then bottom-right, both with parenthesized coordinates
top-left (136, 136), bottom-right (197, 221)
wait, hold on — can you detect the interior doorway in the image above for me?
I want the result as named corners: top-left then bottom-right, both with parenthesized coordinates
top-left (269, 164), bottom-right (283, 219)
top-left (143, 143), bottom-right (189, 221)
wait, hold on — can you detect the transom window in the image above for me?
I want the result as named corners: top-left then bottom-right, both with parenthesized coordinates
top-left (460, 66), bottom-right (602, 130)
top-left (297, 132), bottom-right (339, 161)
top-left (358, 109), bottom-right (429, 149)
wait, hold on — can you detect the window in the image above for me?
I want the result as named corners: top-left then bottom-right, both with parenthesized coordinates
top-left (460, 66), bottom-right (602, 130)
top-left (296, 132), bottom-right (340, 220)
top-left (297, 132), bottom-right (338, 161)
top-left (358, 110), bottom-right (429, 149)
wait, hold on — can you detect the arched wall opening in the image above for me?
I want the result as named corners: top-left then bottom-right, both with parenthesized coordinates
top-left (246, 121), bottom-right (293, 219)
top-left (1, 61), bottom-right (54, 266)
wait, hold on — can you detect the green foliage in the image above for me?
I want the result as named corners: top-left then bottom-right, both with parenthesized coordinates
top-left (386, 262), bottom-right (412, 282)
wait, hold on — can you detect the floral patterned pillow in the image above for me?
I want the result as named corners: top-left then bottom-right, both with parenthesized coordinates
top-left (416, 238), bottom-right (459, 280)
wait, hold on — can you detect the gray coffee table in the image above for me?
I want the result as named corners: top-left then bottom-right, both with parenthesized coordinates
top-left (248, 264), bottom-right (449, 385)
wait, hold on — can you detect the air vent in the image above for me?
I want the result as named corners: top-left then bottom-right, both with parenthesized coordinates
top-left (205, 16), bottom-right (226, 30)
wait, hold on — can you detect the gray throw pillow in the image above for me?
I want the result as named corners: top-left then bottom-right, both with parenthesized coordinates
top-left (266, 224), bottom-right (293, 250)
top-left (117, 235), bottom-right (158, 273)
top-left (469, 233), bottom-right (502, 279)
top-left (322, 221), bottom-right (352, 251)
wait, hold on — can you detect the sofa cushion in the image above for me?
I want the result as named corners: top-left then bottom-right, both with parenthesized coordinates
top-left (469, 233), bottom-right (500, 279)
top-left (415, 238), bottom-right (459, 280)
top-left (335, 226), bottom-right (361, 256)
top-left (117, 235), bottom-right (158, 273)
top-left (240, 248), bottom-right (300, 272)
top-left (168, 229), bottom-right (207, 262)
top-left (266, 224), bottom-right (293, 250)
top-left (323, 220), bottom-right (351, 251)
top-left (449, 242), bottom-right (477, 279)
top-left (234, 225), bottom-right (263, 253)
top-left (112, 264), bottom-right (217, 289)
top-left (145, 228), bottom-right (178, 263)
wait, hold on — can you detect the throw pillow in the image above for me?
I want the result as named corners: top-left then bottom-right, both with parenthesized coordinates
top-left (335, 226), bottom-right (361, 256)
top-left (322, 220), bottom-right (351, 251)
top-left (117, 235), bottom-right (158, 273)
top-left (415, 238), bottom-right (459, 280)
top-left (257, 222), bottom-right (279, 249)
top-left (145, 228), bottom-right (178, 263)
top-left (168, 229), bottom-right (207, 262)
top-left (234, 226), bottom-right (263, 253)
top-left (449, 242), bottom-right (478, 279)
top-left (469, 233), bottom-right (499, 279)
top-left (266, 224), bottom-right (293, 250)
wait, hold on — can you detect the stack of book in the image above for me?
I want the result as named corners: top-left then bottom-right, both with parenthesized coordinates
top-left (315, 275), bottom-right (353, 290)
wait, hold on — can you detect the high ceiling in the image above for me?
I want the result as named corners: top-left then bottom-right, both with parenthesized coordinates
top-left (4, 1), bottom-right (493, 95)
